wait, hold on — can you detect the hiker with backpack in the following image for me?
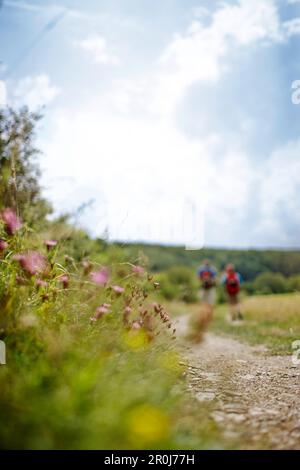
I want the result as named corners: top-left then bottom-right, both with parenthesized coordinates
top-left (222, 263), bottom-right (243, 321)
top-left (197, 259), bottom-right (217, 311)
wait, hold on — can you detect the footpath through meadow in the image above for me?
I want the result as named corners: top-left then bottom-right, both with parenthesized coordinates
top-left (175, 314), bottom-right (300, 449)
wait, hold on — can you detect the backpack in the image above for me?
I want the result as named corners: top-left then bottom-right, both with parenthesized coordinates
top-left (225, 272), bottom-right (240, 295)
top-left (200, 270), bottom-right (214, 290)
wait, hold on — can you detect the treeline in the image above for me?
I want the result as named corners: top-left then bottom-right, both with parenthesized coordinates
top-left (122, 243), bottom-right (300, 281)
top-left (121, 244), bottom-right (300, 302)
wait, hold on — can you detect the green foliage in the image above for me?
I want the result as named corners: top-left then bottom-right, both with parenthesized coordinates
top-left (157, 266), bottom-right (198, 303)
top-left (0, 211), bottom-right (222, 449)
top-left (252, 272), bottom-right (288, 295)
top-left (0, 107), bottom-right (52, 228)
top-left (123, 244), bottom-right (300, 282)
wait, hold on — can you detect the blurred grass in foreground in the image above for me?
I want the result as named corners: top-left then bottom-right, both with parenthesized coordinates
top-left (0, 215), bottom-right (223, 450)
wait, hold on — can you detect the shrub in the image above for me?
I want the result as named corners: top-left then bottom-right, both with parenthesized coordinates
top-left (157, 267), bottom-right (198, 303)
top-left (253, 272), bottom-right (288, 295)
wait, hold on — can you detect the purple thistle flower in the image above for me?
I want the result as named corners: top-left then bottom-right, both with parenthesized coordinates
top-left (0, 239), bottom-right (8, 252)
top-left (132, 265), bottom-right (145, 275)
top-left (58, 274), bottom-right (69, 289)
top-left (44, 240), bottom-right (57, 250)
top-left (131, 321), bottom-right (142, 330)
top-left (1, 208), bottom-right (22, 235)
top-left (90, 267), bottom-right (110, 286)
top-left (91, 303), bottom-right (110, 321)
top-left (111, 285), bottom-right (125, 294)
top-left (36, 278), bottom-right (48, 288)
top-left (13, 251), bottom-right (47, 276)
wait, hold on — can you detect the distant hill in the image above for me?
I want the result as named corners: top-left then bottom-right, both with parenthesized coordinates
top-left (120, 243), bottom-right (300, 281)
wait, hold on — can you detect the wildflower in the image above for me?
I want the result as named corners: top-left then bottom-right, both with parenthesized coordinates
top-left (131, 321), bottom-right (142, 330)
top-left (36, 278), bottom-right (48, 288)
top-left (0, 208), bottom-right (22, 235)
top-left (16, 274), bottom-right (26, 285)
top-left (96, 304), bottom-right (110, 316)
top-left (44, 240), bottom-right (57, 250)
top-left (14, 251), bottom-right (47, 276)
top-left (90, 303), bottom-right (110, 321)
top-left (132, 265), bottom-right (145, 275)
top-left (111, 285), bottom-right (125, 294)
top-left (0, 239), bottom-right (8, 252)
top-left (82, 259), bottom-right (92, 274)
top-left (123, 306), bottom-right (132, 324)
top-left (90, 267), bottom-right (110, 286)
top-left (58, 274), bottom-right (69, 289)
top-left (127, 404), bottom-right (170, 445)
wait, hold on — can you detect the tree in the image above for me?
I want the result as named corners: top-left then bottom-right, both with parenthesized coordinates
top-left (0, 106), bottom-right (52, 228)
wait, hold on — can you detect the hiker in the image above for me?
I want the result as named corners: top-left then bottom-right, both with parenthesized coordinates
top-left (222, 263), bottom-right (243, 321)
top-left (197, 259), bottom-right (217, 311)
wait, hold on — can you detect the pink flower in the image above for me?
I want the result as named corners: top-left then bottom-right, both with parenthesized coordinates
top-left (91, 304), bottom-right (110, 321)
top-left (16, 275), bottom-right (26, 285)
top-left (14, 251), bottom-right (47, 276)
top-left (96, 305), bottom-right (110, 315)
top-left (82, 260), bottom-right (92, 274)
top-left (111, 285), bottom-right (125, 294)
top-left (58, 274), bottom-right (69, 289)
top-left (90, 267), bottom-right (110, 286)
top-left (131, 321), bottom-right (142, 330)
top-left (44, 240), bottom-right (57, 250)
top-left (36, 278), bottom-right (48, 288)
top-left (0, 239), bottom-right (8, 252)
top-left (123, 306), bottom-right (132, 324)
top-left (1, 208), bottom-right (22, 235)
top-left (132, 265), bottom-right (145, 275)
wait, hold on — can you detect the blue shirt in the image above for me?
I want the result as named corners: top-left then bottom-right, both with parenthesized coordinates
top-left (197, 264), bottom-right (217, 279)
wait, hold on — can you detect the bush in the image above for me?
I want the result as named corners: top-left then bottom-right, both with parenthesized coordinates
top-left (287, 275), bottom-right (300, 292)
top-left (253, 272), bottom-right (288, 295)
top-left (157, 267), bottom-right (198, 303)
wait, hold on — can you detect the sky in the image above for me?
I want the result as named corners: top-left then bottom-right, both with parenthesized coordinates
top-left (1, 0), bottom-right (300, 248)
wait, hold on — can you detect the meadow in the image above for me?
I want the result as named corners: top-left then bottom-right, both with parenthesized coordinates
top-left (1, 107), bottom-right (300, 450)
top-left (211, 293), bottom-right (300, 355)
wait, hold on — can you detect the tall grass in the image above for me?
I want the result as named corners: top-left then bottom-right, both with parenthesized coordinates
top-left (0, 212), bottom-right (220, 449)
top-left (212, 293), bottom-right (300, 354)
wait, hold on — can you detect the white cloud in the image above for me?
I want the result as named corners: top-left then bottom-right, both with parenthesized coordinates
top-left (283, 17), bottom-right (300, 37)
top-left (75, 35), bottom-right (120, 66)
top-left (12, 74), bottom-right (60, 109)
top-left (40, 106), bottom-right (206, 246)
top-left (256, 139), bottom-right (300, 244)
top-left (0, 80), bottom-right (7, 107)
top-left (38, 0), bottom-right (299, 247)
top-left (109, 0), bottom-right (283, 119)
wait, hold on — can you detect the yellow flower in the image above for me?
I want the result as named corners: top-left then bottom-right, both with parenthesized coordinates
top-left (158, 350), bottom-right (185, 374)
top-left (127, 404), bottom-right (170, 445)
top-left (123, 330), bottom-right (148, 349)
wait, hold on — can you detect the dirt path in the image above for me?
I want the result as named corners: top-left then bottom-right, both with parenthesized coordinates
top-left (175, 315), bottom-right (300, 449)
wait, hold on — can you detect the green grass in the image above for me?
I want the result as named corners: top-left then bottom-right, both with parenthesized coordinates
top-left (211, 293), bottom-right (300, 355)
top-left (0, 225), bottom-right (225, 450)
